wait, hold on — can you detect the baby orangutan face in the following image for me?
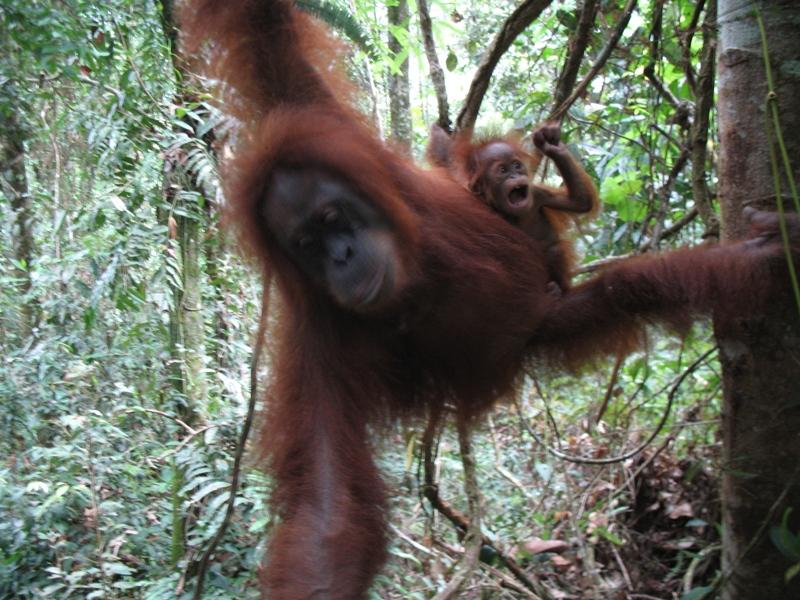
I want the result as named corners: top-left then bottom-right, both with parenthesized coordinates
top-left (473, 142), bottom-right (532, 218)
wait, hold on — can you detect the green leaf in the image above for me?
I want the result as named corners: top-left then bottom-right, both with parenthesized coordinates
top-left (389, 48), bottom-right (409, 74)
top-left (109, 195), bottom-right (127, 212)
top-left (601, 174), bottom-right (646, 222)
top-left (295, 0), bottom-right (376, 58)
top-left (555, 9), bottom-right (577, 30)
top-left (83, 306), bottom-right (97, 331)
top-left (595, 526), bottom-right (623, 546)
top-left (190, 481), bottom-right (230, 504)
top-left (446, 50), bottom-right (458, 72)
top-left (769, 509), bottom-right (800, 561)
top-left (681, 587), bottom-right (713, 600)
top-left (36, 483), bottom-right (70, 516)
top-left (92, 208), bottom-right (106, 231)
top-left (103, 562), bottom-right (135, 576)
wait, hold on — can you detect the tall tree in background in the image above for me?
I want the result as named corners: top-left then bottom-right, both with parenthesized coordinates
top-left (716, 0), bottom-right (800, 597)
top-left (387, 0), bottom-right (412, 151)
top-left (159, 0), bottom-right (215, 567)
top-left (0, 83), bottom-right (35, 339)
top-left (159, 0), bottom-right (209, 421)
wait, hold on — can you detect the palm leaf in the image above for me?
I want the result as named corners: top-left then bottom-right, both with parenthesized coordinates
top-left (295, 0), bottom-right (376, 58)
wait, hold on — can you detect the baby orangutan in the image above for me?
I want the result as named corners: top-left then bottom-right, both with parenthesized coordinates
top-left (429, 123), bottom-right (599, 295)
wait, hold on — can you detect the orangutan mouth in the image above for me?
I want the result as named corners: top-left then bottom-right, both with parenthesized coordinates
top-left (508, 184), bottom-right (529, 206)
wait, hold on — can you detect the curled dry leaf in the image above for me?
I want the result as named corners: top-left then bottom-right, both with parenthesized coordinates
top-left (667, 501), bottom-right (694, 519)
top-left (523, 538), bottom-right (570, 555)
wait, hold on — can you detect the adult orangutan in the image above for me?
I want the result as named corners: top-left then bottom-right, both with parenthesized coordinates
top-left (427, 122), bottom-right (599, 295)
top-left (181, 1), bottom-right (796, 597)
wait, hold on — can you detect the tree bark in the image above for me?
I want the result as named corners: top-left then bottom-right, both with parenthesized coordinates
top-left (689, 0), bottom-right (720, 238)
top-left (177, 202), bottom-right (208, 413)
top-left (716, 1), bottom-right (800, 598)
top-left (549, 0), bottom-right (638, 122)
top-left (387, 0), bottom-right (412, 152)
top-left (417, 0), bottom-right (450, 131)
top-left (158, 1), bottom-right (211, 567)
top-left (552, 0), bottom-right (599, 110)
top-left (159, 0), bottom-right (209, 422)
top-left (0, 85), bottom-right (36, 339)
top-left (204, 210), bottom-right (231, 370)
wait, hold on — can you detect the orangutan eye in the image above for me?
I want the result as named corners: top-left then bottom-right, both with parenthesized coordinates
top-left (296, 235), bottom-right (315, 252)
top-left (321, 207), bottom-right (340, 225)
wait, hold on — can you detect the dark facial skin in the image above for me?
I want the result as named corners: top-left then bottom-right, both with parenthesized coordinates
top-left (263, 167), bottom-right (404, 312)
top-left (474, 142), bottom-right (533, 218)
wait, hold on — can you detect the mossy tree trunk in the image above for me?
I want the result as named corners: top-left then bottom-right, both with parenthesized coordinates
top-left (1, 84), bottom-right (36, 339)
top-left (716, 1), bottom-right (800, 597)
top-left (387, 0), bottom-right (412, 152)
top-left (158, 0), bottom-right (212, 567)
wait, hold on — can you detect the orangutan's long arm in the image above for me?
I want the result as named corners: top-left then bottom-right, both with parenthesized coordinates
top-left (530, 214), bottom-right (795, 368)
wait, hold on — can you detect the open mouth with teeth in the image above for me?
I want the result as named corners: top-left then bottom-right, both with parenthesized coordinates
top-left (507, 183), bottom-right (529, 207)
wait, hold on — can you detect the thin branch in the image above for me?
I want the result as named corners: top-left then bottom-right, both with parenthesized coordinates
top-left (610, 543), bottom-right (634, 591)
top-left (595, 352), bottom-right (624, 425)
top-left (483, 563), bottom-right (543, 598)
top-left (122, 407), bottom-right (196, 434)
top-left (642, 0), bottom-right (683, 112)
top-left (390, 523), bottom-right (438, 557)
top-left (111, 16), bottom-right (164, 110)
top-left (577, 253), bottom-right (634, 275)
top-left (422, 407), bottom-right (445, 512)
top-left (160, 425), bottom-right (221, 460)
top-left (639, 204), bottom-right (700, 251)
top-left (577, 205), bottom-right (700, 275)
top-left (678, 0), bottom-right (706, 91)
top-left (683, 543), bottom-right (721, 594)
top-left (644, 69), bottom-right (683, 112)
top-left (689, 1), bottom-right (720, 238)
top-left (552, 0), bottom-right (600, 110)
top-left (571, 112), bottom-right (651, 152)
top-left (417, 0), bottom-right (450, 131)
top-left (646, 145), bottom-right (691, 250)
top-left (519, 348), bottom-right (717, 465)
top-left (612, 383), bottom-right (721, 508)
top-left (549, 0), bottom-right (639, 121)
top-left (456, 0), bottom-right (555, 132)
top-left (650, 122), bottom-right (681, 147)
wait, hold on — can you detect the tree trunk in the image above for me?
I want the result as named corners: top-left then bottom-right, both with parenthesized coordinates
top-left (158, 0), bottom-right (211, 566)
top-left (0, 86), bottom-right (36, 338)
top-left (417, 0), bottom-right (450, 131)
top-left (387, 0), bottom-right (412, 152)
top-left (204, 209), bottom-right (231, 370)
top-left (178, 202), bottom-right (208, 413)
top-left (158, 0), bottom-right (209, 424)
top-left (689, 0), bottom-right (720, 238)
top-left (552, 0), bottom-right (598, 110)
top-left (716, 1), bottom-right (800, 598)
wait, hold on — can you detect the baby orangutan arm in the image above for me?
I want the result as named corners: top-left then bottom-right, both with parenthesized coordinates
top-left (531, 123), bottom-right (598, 215)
